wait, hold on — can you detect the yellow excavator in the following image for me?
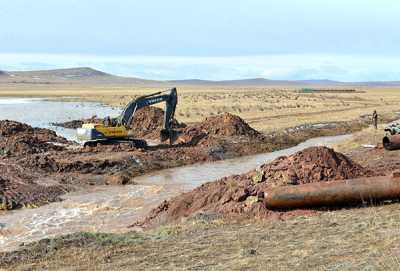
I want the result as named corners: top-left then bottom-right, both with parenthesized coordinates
top-left (77, 88), bottom-right (178, 147)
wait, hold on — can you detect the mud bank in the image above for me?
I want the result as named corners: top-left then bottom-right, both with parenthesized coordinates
top-left (0, 120), bottom-right (71, 209)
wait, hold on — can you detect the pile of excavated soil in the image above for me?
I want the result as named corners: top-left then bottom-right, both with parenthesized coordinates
top-left (176, 113), bottom-right (262, 146)
top-left (258, 146), bottom-right (369, 186)
top-left (138, 147), bottom-right (371, 226)
top-left (0, 163), bottom-right (67, 209)
top-left (197, 113), bottom-right (261, 138)
top-left (130, 106), bottom-right (185, 139)
top-left (0, 120), bottom-right (67, 156)
top-left (130, 107), bottom-right (165, 137)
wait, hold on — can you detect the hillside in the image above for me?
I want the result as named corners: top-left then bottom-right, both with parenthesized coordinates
top-left (0, 67), bottom-right (161, 85)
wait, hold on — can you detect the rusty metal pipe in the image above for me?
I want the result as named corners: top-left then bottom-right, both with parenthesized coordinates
top-left (383, 134), bottom-right (400, 150)
top-left (264, 175), bottom-right (400, 210)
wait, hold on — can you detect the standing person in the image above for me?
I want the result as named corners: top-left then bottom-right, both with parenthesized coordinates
top-left (372, 110), bottom-right (378, 129)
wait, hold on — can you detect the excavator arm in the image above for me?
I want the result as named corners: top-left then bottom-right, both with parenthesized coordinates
top-left (119, 88), bottom-right (178, 131)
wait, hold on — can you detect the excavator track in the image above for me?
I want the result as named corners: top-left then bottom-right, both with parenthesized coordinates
top-left (83, 138), bottom-right (147, 148)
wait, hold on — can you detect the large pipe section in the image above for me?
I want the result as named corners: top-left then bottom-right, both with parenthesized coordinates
top-left (264, 174), bottom-right (400, 210)
top-left (383, 134), bottom-right (400, 150)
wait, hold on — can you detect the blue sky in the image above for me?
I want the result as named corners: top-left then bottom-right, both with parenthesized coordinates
top-left (1, 0), bottom-right (400, 80)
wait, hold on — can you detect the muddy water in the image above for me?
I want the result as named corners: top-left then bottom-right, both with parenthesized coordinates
top-left (0, 131), bottom-right (350, 252)
top-left (0, 97), bottom-right (121, 141)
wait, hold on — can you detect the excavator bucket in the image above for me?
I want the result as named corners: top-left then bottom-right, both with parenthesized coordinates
top-left (160, 129), bottom-right (180, 144)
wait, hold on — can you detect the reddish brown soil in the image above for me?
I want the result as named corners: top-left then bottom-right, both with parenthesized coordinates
top-left (259, 146), bottom-right (370, 186)
top-left (0, 121), bottom-right (72, 208)
top-left (130, 106), bottom-right (178, 139)
top-left (137, 147), bottom-right (371, 227)
top-left (176, 113), bottom-right (263, 146)
top-left (196, 113), bottom-right (261, 138)
top-left (0, 120), bottom-right (67, 156)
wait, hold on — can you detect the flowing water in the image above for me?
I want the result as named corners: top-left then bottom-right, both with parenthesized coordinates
top-left (0, 97), bottom-right (351, 252)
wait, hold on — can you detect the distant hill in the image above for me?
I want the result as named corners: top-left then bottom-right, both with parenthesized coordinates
top-left (1, 67), bottom-right (400, 87)
top-left (0, 67), bottom-right (161, 85)
top-left (11, 67), bottom-right (111, 79)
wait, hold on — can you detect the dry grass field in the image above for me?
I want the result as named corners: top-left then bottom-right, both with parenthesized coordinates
top-left (1, 83), bottom-right (400, 133)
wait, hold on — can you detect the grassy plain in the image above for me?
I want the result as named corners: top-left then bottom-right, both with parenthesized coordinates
top-left (1, 83), bottom-right (400, 133)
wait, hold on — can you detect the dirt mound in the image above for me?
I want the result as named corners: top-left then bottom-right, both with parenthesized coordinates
top-left (130, 106), bottom-right (184, 138)
top-left (176, 113), bottom-right (262, 146)
top-left (138, 147), bottom-right (370, 226)
top-left (196, 113), bottom-right (261, 137)
top-left (0, 120), bottom-right (67, 156)
top-left (128, 106), bottom-right (165, 138)
top-left (259, 146), bottom-right (368, 186)
top-left (0, 163), bottom-right (66, 209)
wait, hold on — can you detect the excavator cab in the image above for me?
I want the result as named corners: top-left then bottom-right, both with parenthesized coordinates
top-left (77, 88), bottom-right (178, 147)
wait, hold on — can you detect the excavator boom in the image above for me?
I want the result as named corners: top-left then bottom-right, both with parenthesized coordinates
top-left (119, 88), bottom-right (177, 129)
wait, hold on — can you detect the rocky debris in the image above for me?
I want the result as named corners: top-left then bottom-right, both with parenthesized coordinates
top-left (137, 147), bottom-right (370, 227)
top-left (0, 120), bottom-right (67, 156)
